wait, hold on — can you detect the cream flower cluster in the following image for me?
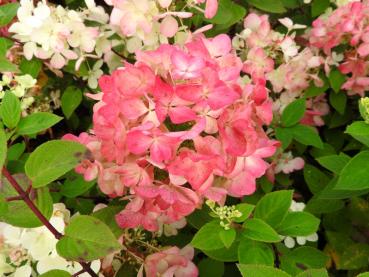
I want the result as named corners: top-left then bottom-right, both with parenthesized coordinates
top-left (0, 73), bottom-right (36, 111)
top-left (9, 0), bottom-right (112, 73)
top-left (0, 204), bottom-right (101, 276)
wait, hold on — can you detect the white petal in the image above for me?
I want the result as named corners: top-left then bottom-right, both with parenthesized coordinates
top-left (284, 237), bottom-right (296, 248)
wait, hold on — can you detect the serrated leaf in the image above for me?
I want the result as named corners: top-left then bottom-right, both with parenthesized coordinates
top-left (345, 121), bottom-right (369, 147)
top-left (191, 220), bottom-right (225, 250)
top-left (281, 99), bottom-right (306, 127)
top-left (238, 264), bottom-right (291, 277)
top-left (288, 124), bottom-right (323, 149)
top-left (254, 190), bottom-right (293, 228)
top-left (0, 92), bottom-right (21, 129)
top-left (277, 212), bottom-right (320, 236)
top-left (242, 218), bottom-right (281, 243)
top-left (56, 215), bottom-right (122, 261)
top-left (25, 140), bottom-right (86, 188)
top-left (238, 239), bottom-right (274, 266)
top-left (335, 151), bottom-right (369, 190)
top-left (61, 86), bottom-right (83, 119)
top-left (17, 112), bottom-right (62, 136)
top-left (219, 228), bottom-right (236, 248)
top-left (328, 68), bottom-right (346, 92)
top-left (246, 0), bottom-right (286, 13)
top-left (316, 153), bottom-right (350, 174)
top-left (19, 58), bottom-right (42, 78)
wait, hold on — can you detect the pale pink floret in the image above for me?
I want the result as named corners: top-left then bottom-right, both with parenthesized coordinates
top-left (144, 245), bottom-right (198, 277)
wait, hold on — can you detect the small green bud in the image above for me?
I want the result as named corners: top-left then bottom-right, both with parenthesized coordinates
top-left (359, 97), bottom-right (369, 124)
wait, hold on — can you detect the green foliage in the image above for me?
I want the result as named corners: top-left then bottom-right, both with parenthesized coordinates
top-left (56, 215), bottom-right (121, 261)
top-left (0, 174), bottom-right (53, 227)
top-left (238, 264), bottom-right (291, 277)
top-left (0, 3), bottom-right (19, 27)
top-left (61, 86), bottom-right (83, 119)
top-left (242, 218), bottom-right (281, 243)
top-left (60, 173), bottom-right (96, 197)
top-left (39, 270), bottom-right (72, 277)
top-left (238, 239), bottom-right (274, 266)
top-left (0, 92), bottom-right (21, 129)
top-left (346, 121), bottom-right (369, 147)
top-left (25, 140), bottom-right (86, 188)
top-left (198, 258), bottom-right (224, 277)
top-left (245, 0), bottom-right (286, 13)
top-left (328, 68), bottom-right (346, 93)
top-left (277, 212), bottom-right (320, 236)
top-left (17, 112), bottom-right (62, 136)
top-left (281, 99), bottom-right (306, 127)
top-left (19, 58), bottom-right (42, 78)
top-left (0, 126), bottom-right (6, 174)
top-left (206, 0), bottom-right (246, 28)
top-left (191, 221), bottom-right (225, 251)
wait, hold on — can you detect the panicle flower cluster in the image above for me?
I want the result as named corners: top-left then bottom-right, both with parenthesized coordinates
top-left (0, 73), bottom-right (36, 111)
top-left (206, 200), bottom-right (242, 230)
top-left (0, 204), bottom-right (101, 276)
top-left (233, 13), bottom-right (329, 127)
top-left (309, 0), bottom-right (369, 95)
top-left (106, 0), bottom-right (218, 53)
top-left (9, 0), bottom-right (112, 71)
top-left (359, 97), bottom-right (369, 123)
top-left (64, 34), bottom-right (278, 232)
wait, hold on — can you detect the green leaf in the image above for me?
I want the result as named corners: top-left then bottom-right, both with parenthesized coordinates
top-left (277, 212), bottom-right (320, 236)
top-left (335, 151), bottom-right (369, 190)
top-left (92, 206), bottom-right (123, 238)
top-left (329, 92), bottom-right (346, 115)
top-left (219, 228), bottom-right (236, 248)
top-left (191, 221), bottom-right (225, 251)
top-left (340, 243), bottom-right (369, 270)
top-left (187, 206), bottom-right (213, 229)
top-left (245, 0), bottom-right (286, 13)
top-left (288, 124), bottom-right (323, 149)
top-left (39, 270), bottom-right (72, 277)
top-left (303, 164), bottom-right (330, 194)
top-left (0, 92), bottom-right (21, 129)
top-left (238, 239), bottom-right (274, 266)
top-left (285, 246), bottom-right (329, 269)
top-left (198, 258), bottom-right (224, 277)
top-left (25, 140), bottom-right (86, 188)
top-left (281, 99), bottom-right (306, 127)
top-left (0, 37), bottom-right (13, 57)
top-left (60, 174), bottom-right (96, 198)
top-left (0, 57), bottom-right (18, 72)
top-left (254, 190), bottom-right (293, 228)
top-left (237, 264), bottom-right (291, 277)
top-left (0, 3), bottom-right (19, 27)
top-left (234, 203), bottom-right (254, 223)
top-left (346, 121), bottom-right (369, 147)
top-left (7, 142), bottom-right (25, 161)
top-left (0, 127), bottom-right (6, 174)
top-left (318, 177), bottom-right (369, 199)
top-left (295, 269), bottom-right (328, 277)
top-left (316, 153), bottom-right (350, 175)
top-left (205, 0), bottom-right (246, 28)
top-left (61, 86), bottom-right (83, 119)
top-left (242, 218), bottom-right (281, 243)
top-left (203, 240), bottom-right (239, 262)
top-left (328, 68), bottom-right (346, 92)
top-left (56, 215), bottom-right (122, 261)
top-left (0, 174), bottom-right (53, 227)
top-left (0, 194), bottom-right (9, 216)
top-left (357, 273), bottom-right (369, 277)
top-left (17, 112), bottom-right (62, 136)
top-left (305, 197), bottom-right (344, 215)
top-left (275, 127), bottom-right (293, 150)
top-left (19, 58), bottom-right (42, 78)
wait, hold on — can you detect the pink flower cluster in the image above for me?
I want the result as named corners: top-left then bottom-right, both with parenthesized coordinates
top-left (64, 34), bottom-right (277, 232)
top-left (310, 1), bottom-right (369, 95)
top-left (235, 13), bottom-right (329, 127)
top-left (142, 245), bottom-right (197, 277)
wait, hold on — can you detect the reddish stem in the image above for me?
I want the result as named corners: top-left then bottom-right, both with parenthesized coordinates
top-left (1, 167), bottom-right (99, 277)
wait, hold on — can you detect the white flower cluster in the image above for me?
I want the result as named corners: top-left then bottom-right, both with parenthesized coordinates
top-left (0, 204), bottom-right (101, 276)
top-left (9, 0), bottom-right (112, 77)
top-left (0, 73), bottom-right (36, 111)
top-left (279, 200), bottom-right (319, 249)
